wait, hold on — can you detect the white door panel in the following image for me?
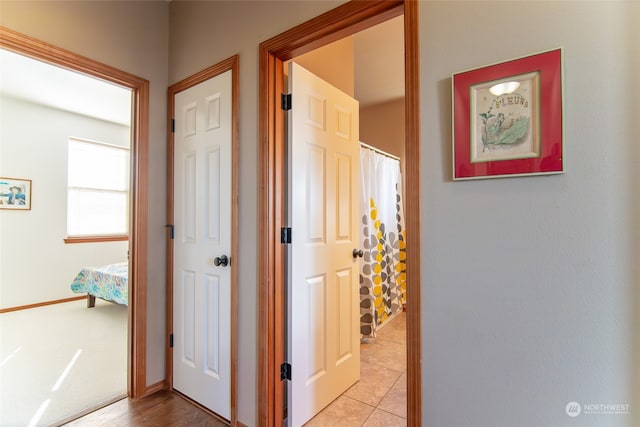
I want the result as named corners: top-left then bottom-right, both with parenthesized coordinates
top-left (288, 62), bottom-right (360, 427)
top-left (173, 70), bottom-right (232, 419)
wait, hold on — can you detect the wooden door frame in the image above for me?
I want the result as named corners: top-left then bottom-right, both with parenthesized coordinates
top-left (258, 1), bottom-right (421, 425)
top-left (165, 55), bottom-right (240, 426)
top-left (0, 26), bottom-right (150, 398)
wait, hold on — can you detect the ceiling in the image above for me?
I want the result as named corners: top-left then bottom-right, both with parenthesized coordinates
top-left (0, 15), bottom-right (403, 124)
top-left (354, 15), bottom-right (404, 106)
top-left (0, 48), bottom-right (132, 126)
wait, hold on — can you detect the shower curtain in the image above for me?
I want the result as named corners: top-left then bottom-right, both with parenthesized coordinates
top-left (359, 145), bottom-right (406, 338)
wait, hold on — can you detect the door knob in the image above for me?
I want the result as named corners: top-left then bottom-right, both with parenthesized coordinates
top-left (214, 255), bottom-right (229, 267)
top-left (352, 249), bottom-right (363, 259)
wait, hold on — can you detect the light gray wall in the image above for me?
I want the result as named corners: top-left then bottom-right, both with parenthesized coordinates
top-left (0, 0), bottom-right (170, 385)
top-left (0, 96), bottom-right (129, 309)
top-left (421, 2), bottom-right (640, 426)
top-left (2, 1), bottom-right (639, 426)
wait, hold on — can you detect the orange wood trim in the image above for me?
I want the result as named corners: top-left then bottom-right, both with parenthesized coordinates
top-left (263, 0), bottom-right (403, 61)
top-left (404, 1), bottom-right (422, 425)
top-left (165, 65), bottom-right (176, 394)
top-left (142, 379), bottom-right (168, 397)
top-left (273, 56), bottom-right (285, 426)
top-left (229, 55), bottom-right (240, 427)
top-left (167, 56), bottom-right (238, 94)
top-left (257, 44), bottom-right (274, 426)
top-left (1, 25), bottom-right (150, 401)
top-left (165, 73), bottom-right (176, 393)
top-left (0, 26), bottom-right (149, 92)
top-left (166, 55), bottom-right (240, 426)
top-left (64, 235), bottom-right (128, 244)
top-left (0, 295), bottom-right (86, 314)
top-left (130, 75), bottom-right (150, 400)
top-left (257, 2), bottom-right (419, 425)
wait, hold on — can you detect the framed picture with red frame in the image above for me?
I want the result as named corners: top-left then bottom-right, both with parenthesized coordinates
top-left (452, 48), bottom-right (564, 180)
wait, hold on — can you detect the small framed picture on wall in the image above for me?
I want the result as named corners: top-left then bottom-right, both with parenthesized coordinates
top-left (0, 177), bottom-right (32, 210)
top-left (452, 48), bottom-right (564, 180)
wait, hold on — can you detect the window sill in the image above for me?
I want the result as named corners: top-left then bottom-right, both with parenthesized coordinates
top-left (64, 235), bottom-right (128, 244)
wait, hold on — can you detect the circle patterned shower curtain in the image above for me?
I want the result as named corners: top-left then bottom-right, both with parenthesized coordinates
top-left (359, 145), bottom-right (406, 338)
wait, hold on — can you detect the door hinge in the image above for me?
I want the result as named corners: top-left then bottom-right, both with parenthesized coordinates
top-left (281, 93), bottom-right (292, 111)
top-left (170, 333), bottom-right (174, 348)
top-left (171, 118), bottom-right (175, 133)
top-left (280, 362), bottom-right (291, 381)
top-left (166, 224), bottom-right (174, 239)
top-left (280, 227), bottom-right (292, 244)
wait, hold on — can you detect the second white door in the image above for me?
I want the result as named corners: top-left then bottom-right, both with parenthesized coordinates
top-left (287, 62), bottom-right (361, 426)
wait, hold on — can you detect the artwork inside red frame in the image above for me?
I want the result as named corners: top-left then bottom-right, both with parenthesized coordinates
top-left (453, 48), bottom-right (563, 180)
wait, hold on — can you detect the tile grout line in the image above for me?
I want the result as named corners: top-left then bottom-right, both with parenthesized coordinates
top-left (374, 367), bottom-right (408, 420)
top-left (359, 402), bottom-right (377, 426)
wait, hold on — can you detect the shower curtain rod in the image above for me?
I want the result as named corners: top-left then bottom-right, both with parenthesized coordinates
top-left (360, 141), bottom-right (400, 161)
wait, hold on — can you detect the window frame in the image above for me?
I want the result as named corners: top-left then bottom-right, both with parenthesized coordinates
top-left (65, 136), bottom-right (130, 243)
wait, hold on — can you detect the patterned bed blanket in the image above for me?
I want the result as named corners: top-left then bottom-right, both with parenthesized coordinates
top-left (70, 262), bottom-right (128, 306)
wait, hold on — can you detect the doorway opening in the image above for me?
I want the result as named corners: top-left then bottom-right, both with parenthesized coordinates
top-left (258, 1), bottom-right (421, 425)
top-left (0, 26), bottom-right (149, 405)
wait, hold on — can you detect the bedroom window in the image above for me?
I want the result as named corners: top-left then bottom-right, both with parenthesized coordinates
top-left (65, 137), bottom-right (130, 243)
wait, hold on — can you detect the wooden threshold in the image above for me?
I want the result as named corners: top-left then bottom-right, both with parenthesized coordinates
top-left (0, 26), bottom-right (149, 399)
top-left (257, 1), bottom-right (421, 425)
top-left (64, 390), bottom-right (228, 427)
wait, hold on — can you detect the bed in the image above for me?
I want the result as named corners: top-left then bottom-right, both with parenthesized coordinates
top-left (70, 261), bottom-right (128, 307)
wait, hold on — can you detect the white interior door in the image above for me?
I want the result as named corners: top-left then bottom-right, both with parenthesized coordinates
top-left (287, 62), bottom-right (360, 426)
top-left (173, 70), bottom-right (232, 419)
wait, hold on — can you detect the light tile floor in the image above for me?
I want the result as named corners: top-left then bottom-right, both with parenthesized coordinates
top-left (304, 312), bottom-right (407, 426)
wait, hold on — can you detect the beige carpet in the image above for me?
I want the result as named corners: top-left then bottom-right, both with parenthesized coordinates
top-left (0, 298), bottom-right (127, 426)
